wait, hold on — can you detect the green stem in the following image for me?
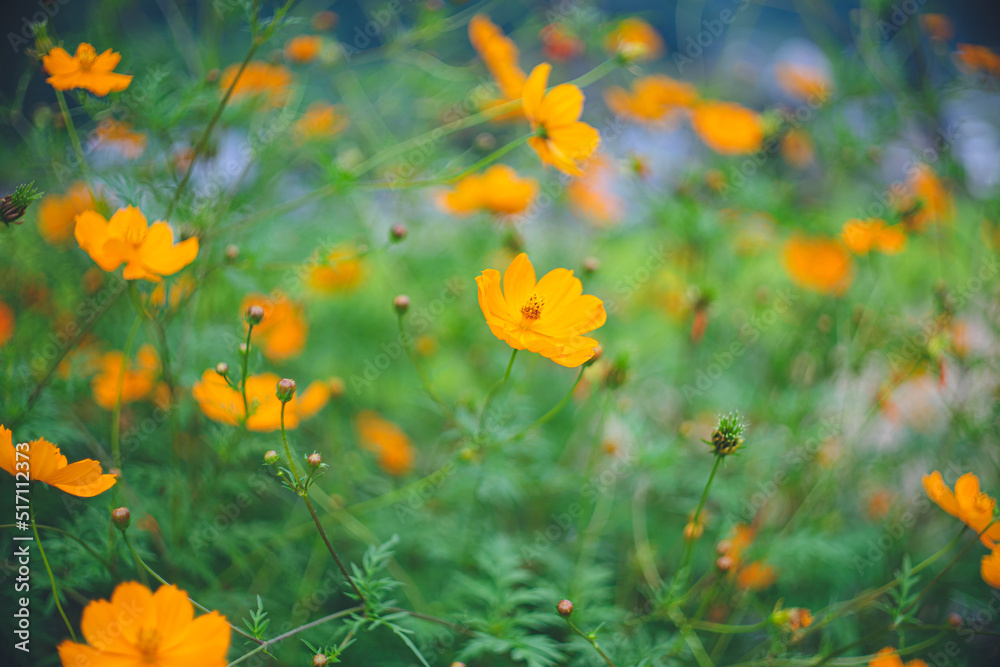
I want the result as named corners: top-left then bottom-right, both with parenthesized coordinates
top-left (506, 366), bottom-right (586, 442)
top-left (666, 607), bottom-right (716, 667)
top-left (566, 618), bottom-right (618, 667)
top-left (478, 349), bottom-right (517, 436)
top-left (240, 323), bottom-right (255, 421)
top-left (677, 455), bottom-right (723, 583)
top-left (397, 313), bottom-right (454, 420)
top-left (53, 89), bottom-right (90, 181)
top-left (112, 313), bottom-right (144, 485)
top-left (226, 605), bottom-right (364, 667)
top-left (0, 523), bottom-right (113, 575)
top-left (31, 505), bottom-right (77, 641)
top-left (567, 58), bottom-right (619, 88)
top-left (904, 520), bottom-right (995, 614)
top-left (443, 135), bottom-right (531, 184)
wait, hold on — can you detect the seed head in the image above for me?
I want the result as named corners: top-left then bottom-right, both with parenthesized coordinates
top-left (709, 410), bottom-right (748, 457)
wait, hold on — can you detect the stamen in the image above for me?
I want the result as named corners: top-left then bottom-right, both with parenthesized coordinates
top-left (520, 294), bottom-right (544, 321)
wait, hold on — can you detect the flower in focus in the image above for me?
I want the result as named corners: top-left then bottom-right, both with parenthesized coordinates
top-left (241, 293), bottom-right (308, 362)
top-left (439, 165), bottom-right (537, 217)
top-left (604, 75), bottom-right (698, 125)
top-left (293, 102), bottom-right (349, 144)
top-left (956, 44), bottom-right (1000, 77)
top-left (57, 582), bottom-right (230, 667)
top-left (982, 548), bottom-right (1000, 588)
top-left (540, 23), bottom-right (584, 61)
top-left (782, 236), bottom-right (853, 295)
top-left (306, 243), bottom-right (366, 294)
top-left (75, 205), bottom-right (199, 282)
top-left (920, 14), bottom-right (954, 42)
top-left (285, 35), bottom-right (323, 63)
top-left (840, 219), bottom-right (906, 255)
top-left (868, 647), bottom-right (928, 667)
top-left (91, 119), bottom-right (147, 159)
top-left (775, 63), bottom-right (833, 103)
top-left (42, 43), bottom-right (132, 95)
top-left (568, 154), bottom-right (622, 227)
top-left (0, 299), bottom-right (13, 347)
top-left (691, 101), bottom-right (764, 155)
top-left (604, 17), bottom-right (664, 61)
top-left (37, 182), bottom-right (94, 245)
top-left (522, 63), bottom-right (600, 176)
top-left (780, 128), bottom-right (815, 168)
top-left (192, 371), bottom-right (330, 432)
top-left (923, 471), bottom-right (1000, 548)
top-left (91, 344), bottom-right (163, 411)
top-left (737, 561), bottom-right (777, 591)
top-left (469, 15), bottom-right (527, 119)
top-left (220, 61), bottom-right (292, 108)
top-left (897, 164), bottom-right (954, 230)
top-left (476, 252), bottom-right (606, 367)
top-left (356, 410), bottom-right (416, 476)
top-left (0, 425), bottom-right (116, 497)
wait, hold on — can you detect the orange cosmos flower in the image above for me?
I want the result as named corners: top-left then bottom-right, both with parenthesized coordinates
top-left (307, 243), bottom-right (366, 294)
top-left (923, 471), bottom-right (1000, 548)
top-left (91, 344), bottom-right (163, 411)
top-left (604, 17), bottom-right (664, 61)
top-left (691, 101), bottom-right (764, 155)
top-left (91, 119), bottom-right (147, 159)
top-left (782, 236), bottom-right (853, 295)
top-left (956, 44), bottom-right (1000, 77)
top-left (0, 299), bottom-right (14, 347)
top-left (780, 128), bottom-right (815, 168)
top-left (476, 252), bottom-right (606, 368)
top-left (293, 102), bottom-right (349, 144)
top-left (604, 75), bottom-right (698, 125)
top-left (192, 371), bottom-right (329, 432)
top-left (568, 154), bottom-right (622, 227)
top-left (37, 182), bottom-right (94, 245)
top-left (356, 411), bottom-right (416, 476)
top-left (920, 14), bottom-right (954, 42)
top-left (285, 35), bottom-right (323, 63)
top-left (868, 647), bottom-right (928, 667)
top-left (775, 63), bottom-right (833, 103)
top-left (75, 206), bottom-right (199, 282)
top-left (439, 165), bottom-right (537, 216)
top-left (0, 425), bottom-right (116, 497)
top-left (541, 23), bottom-right (584, 62)
top-left (42, 43), bottom-right (132, 95)
top-left (220, 61), bottom-right (292, 108)
top-left (57, 582), bottom-right (230, 667)
top-left (982, 548), bottom-right (1000, 589)
top-left (240, 293), bottom-right (308, 362)
top-left (737, 561), bottom-right (777, 591)
top-left (469, 14), bottom-right (527, 116)
top-left (897, 164), bottom-right (954, 230)
top-left (149, 274), bottom-right (196, 312)
top-left (841, 219), bottom-right (906, 255)
top-left (523, 63), bottom-right (600, 176)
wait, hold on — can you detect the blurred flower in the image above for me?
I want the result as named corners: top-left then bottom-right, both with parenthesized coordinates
top-left (149, 274), bottom-right (196, 312)
top-left (439, 165), bottom-right (537, 216)
top-left (220, 61), bottom-right (292, 108)
top-left (866, 490), bottom-right (894, 520)
top-left (540, 23), bottom-right (584, 62)
top-left (469, 15), bottom-right (526, 119)
top-left (840, 218), bottom-right (906, 255)
top-left (775, 63), bottom-right (832, 103)
top-left (241, 293), bottom-right (308, 362)
top-left (737, 561), bottom-right (777, 591)
top-left (91, 119), bottom-right (147, 159)
top-left (772, 607), bottom-right (813, 631)
top-left (782, 236), bottom-right (853, 295)
top-left (691, 101), bottom-right (763, 155)
top-left (897, 164), bottom-right (954, 230)
top-left (922, 471), bottom-right (1000, 548)
top-left (868, 647), bottom-right (928, 667)
top-left (956, 44), bottom-right (1000, 77)
top-left (293, 102), bottom-right (349, 144)
top-left (920, 14), bottom-right (954, 42)
top-left (476, 252), bottom-right (606, 367)
top-left (523, 63), bottom-right (600, 176)
top-left (192, 371), bottom-right (330, 432)
top-left (307, 243), bottom-right (365, 294)
top-left (604, 75), bottom-right (698, 125)
top-left (74, 205), bottom-right (199, 282)
top-left (568, 154), bottom-right (622, 227)
top-left (356, 410), bottom-right (415, 476)
top-left (0, 298), bottom-right (14, 347)
top-left (780, 128), bottom-right (815, 168)
top-left (91, 344), bottom-right (163, 411)
top-left (312, 10), bottom-right (338, 31)
top-left (0, 425), bottom-right (116, 497)
top-left (57, 582), bottom-right (230, 666)
top-left (982, 548), bottom-right (1000, 588)
top-left (37, 182), bottom-right (94, 245)
top-left (285, 35), bottom-right (322, 64)
top-left (604, 17), bottom-right (664, 62)
top-left (42, 43), bottom-right (132, 95)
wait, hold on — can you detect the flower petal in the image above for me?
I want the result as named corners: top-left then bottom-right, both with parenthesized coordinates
top-left (502, 253), bottom-right (537, 308)
top-left (539, 84), bottom-right (584, 126)
top-left (522, 63), bottom-right (551, 123)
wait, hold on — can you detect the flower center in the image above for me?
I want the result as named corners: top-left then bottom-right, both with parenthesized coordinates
top-left (123, 224), bottom-right (146, 248)
top-left (77, 44), bottom-right (98, 70)
top-left (520, 294), bottom-right (544, 321)
top-left (135, 627), bottom-right (161, 663)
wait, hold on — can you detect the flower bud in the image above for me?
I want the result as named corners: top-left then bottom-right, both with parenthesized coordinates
top-left (215, 362), bottom-right (229, 377)
top-left (556, 599), bottom-right (574, 617)
top-left (239, 343), bottom-right (249, 355)
top-left (715, 540), bottom-right (731, 555)
top-left (312, 654), bottom-right (328, 667)
top-left (709, 410), bottom-right (748, 457)
top-left (109, 467), bottom-right (123, 479)
top-left (582, 257), bottom-right (600, 274)
top-left (245, 305), bottom-right (264, 326)
top-left (263, 450), bottom-right (279, 465)
top-left (328, 377), bottom-right (345, 398)
top-left (716, 555), bottom-right (734, 572)
top-left (394, 294), bottom-right (410, 315)
top-left (390, 223), bottom-right (408, 242)
top-left (947, 612), bottom-right (963, 628)
top-left (449, 663), bottom-right (466, 667)
top-left (683, 521), bottom-right (703, 541)
top-left (225, 244), bottom-right (240, 262)
top-left (111, 507), bottom-right (131, 532)
top-left (206, 68), bottom-right (220, 83)
top-left (276, 378), bottom-right (296, 402)
top-left (307, 452), bottom-right (322, 468)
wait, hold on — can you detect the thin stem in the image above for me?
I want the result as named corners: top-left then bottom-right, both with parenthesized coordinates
top-left (506, 367), bottom-right (586, 442)
top-left (53, 89), bottom-right (90, 181)
top-left (226, 606), bottom-right (364, 667)
top-left (0, 523), bottom-right (113, 575)
top-left (31, 505), bottom-right (77, 641)
top-left (904, 520), bottom-right (995, 614)
top-left (240, 323), bottom-right (255, 420)
top-left (441, 135), bottom-right (531, 185)
top-left (567, 58), bottom-right (619, 89)
top-left (397, 313), bottom-right (454, 420)
top-left (111, 313), bottom-right (144, 502)
top-left (678, 456), bottom-right (723, 583)
top-left (566, 617), bottom-right (618, 667)
top-left (478, 349), bottom-right (517, 436)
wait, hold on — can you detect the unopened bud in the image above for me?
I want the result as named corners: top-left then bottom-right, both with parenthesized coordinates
top-left (307, 452), bottom-right (322, 468)
top-left (328, 377), bottom-right (345, 398)
top-left (716, 555), bottom-right (734, 572)
top-left (585, 345), bottom-right (603, 366)
top-left (245, 305), bottom-right (264, 325)
top-left (716, 540), bottom-right (732, 555)
top-left (390, 223), bottom-right (408, 241)
top-left (225, 244), bottom-right (240, 262)
top-left (276, 378), bottom-right (296, 402)
top-left (109, 467), bottom-right (122, 479)
top-left (312, 654), bottom-right (328, 667)
top-left (394, 294), bottom-right (410, 315)
top-left (683, 521), bottom-right (703, 540)
top-left (263, 450), bottom-right (279, 465)
top-left (947, 612), bottom-right (963, 628)
top-left (111, 507), bottom-right (131, 531)
top-left (206, 68), bottom-right (219, 83)
top-left (239, 343), bottom-right (249, 355)
top-left (448, 663), bottom-right (466, 667)
top-left (215, 362), bottom-right (229, 377)
top-left (556, 599), bottom-right (574, 617)
top-left (475, 132), bottom-right (497, 151)
top-left (582, 257), bottom-right (600, 274)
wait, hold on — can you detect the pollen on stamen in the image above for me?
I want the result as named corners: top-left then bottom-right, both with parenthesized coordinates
top-left (520, 294), bottom-right (544, 320)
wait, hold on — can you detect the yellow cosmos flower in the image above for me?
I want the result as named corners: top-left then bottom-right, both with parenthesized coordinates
top-left (604, 17), bottom-right (664, 61)
top-left (780, 128), bottom-right (815, 168)
top-left (604, 74), bottom-right (698, 125)
top-left (923, 471), bottom-right (1000, 548)
top-left (220, 61), bottom-right (292, 108)
top-left (567, 154), bottom-right (622, 227)
top-left (293, 102), bottom-right (349, 144)
top-left (91, 119), bottom-right (147, 159)
top-left (240, 293), bottom-right (308, 362)
top-left (90, 344), bottom-right (164, 411)
top-left (956, 43), bottom-right (1000, 77)
top-left (306, 243), bottom-right (366, 294)
top-left (469, 14), bottom-right (527, 118)
top-left (0, 299), bottom-right (13, 347)
top-left (523, 63), bottom-right (600, 176)
top-left (868, 647), bottom-right (928, 667)
top-left (476, 252), bottom-right (606, 368)
top-left (840, 218), bottom-right (906, 255)
top-left (691, 101), bottom-right (764, 155)
top-left (782, 236), bottom-right (853, 295)
top-left (285, 35), bottom-right (323, 64)
top-left (57, 582), bottom-right (230, 667)
top-left (982, 547), bottom-right (1000, 589)
top-left (0, 425), bottom-right (116, 497)
top-left (439, 165), bottom-right (537, 216)
top-left (192, 371), bottom-right (329, 432)
top-left (42, 43), bottom-right (132, 95)
top-left (356, 411), bottom-right (415, 477)
top-left (37, 182), bottom-right (94, 245)
top-left (897, 164), bottom-right (954, 230)
top-left (74, 206), bottom-right (199, 282)
top-left (775, 63), bottom-right (833, 103)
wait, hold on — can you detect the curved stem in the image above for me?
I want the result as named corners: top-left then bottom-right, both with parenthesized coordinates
top-left (240, 323), bottom-right (255, 421)
top-left (397, 313), bottom-right (454, 420)
top-left (111, 313), bottom-right (144, 502)
top-left (678, 456), bottom-right (723, 585)
top-left (478, 349), bottom-right (517, 436)
top-left (53, 89), bottom-right (90, 181)
top-left (226, 605), bottom-right (364, 667)
top-left (566, 617), bottom-right (618, 667)
top-left (506, 367), bottom-right (585, 442)
top-left (31, 504), bottom-right (77, 641)
top-left (0, 523), bottom-right (113, 575)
